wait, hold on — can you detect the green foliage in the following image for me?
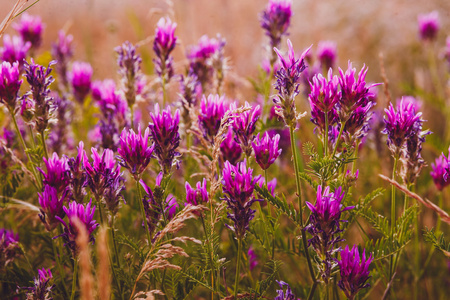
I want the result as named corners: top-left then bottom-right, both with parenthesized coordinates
top-left (424, 228), bottom-right (450, 257)
top-left (252, 260), bottom-right (283, 297)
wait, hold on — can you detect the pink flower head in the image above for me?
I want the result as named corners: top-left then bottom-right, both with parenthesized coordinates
top-left (418, 11), bottom-right (440, 41)
top-left (70, 61), bottom-right (93, 104)
top-left (13, 13), bottom-right (44, 50)
top-left (0, 34), bottom-right (30, 65)
top-left (252, 132), bottom-right (282, 170)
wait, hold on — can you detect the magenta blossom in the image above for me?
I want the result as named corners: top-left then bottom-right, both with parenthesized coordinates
top-left (431, 152), bottom-right (450, 191)
top-left (38, 185), bottom-right (67, 231)
top-left (231, 102), bottom-right (261, 157)
top-left (24, 268), bottom-right (54, 299)
top-left (70, 61), bottom-right (93, 104)
top-left (0, 34), bottom-right (30, 65)
top-left (260, 0), bottom-right (292, 51)
top-left (252, 132), bottom-right (282, 170)
top-left (13, 13), bottom-right (44, 50)
top-left (0, 61), bottom-right (22, 112)
top-left (153, 17), bottom-right (177, 81)
top-left (418, 11), bottom-right (440, 41)
top-left (0, 228), bottom-right (20, 268)
top-left (248, 246), bottom-right (258, 271)
top-left (198, 94), bottom-right (228, 142)
top-left (220, 127), bottom-right (242, 165)
top-left (317, 40), bottom-right (337, 70)
top-left (165, 194), bottom-right (179, 220)
top-left (185, 178), bottom-right (208, 206)
top-left (38, 152), bottom-right (71, 196)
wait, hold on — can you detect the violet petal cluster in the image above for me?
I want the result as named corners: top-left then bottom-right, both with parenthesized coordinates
top-left (0, 61), bottom-right (22, 112)
top-left (67, 141), bottom-right (88, 203)
top-left (0, 35), bottom-right (30, 66)
top-left (38, 185), bottom-right (67, 231)
top-left (305, 185), bottom-right (354, 282)
top-left (185, 178), bottom-right (208, 206)
top-left (118, 125), bottom-right (155, 180)
top-left (51, 31), bottom-right (74, 89)
top-left (56, 200), bottom-right (99, 254)
top-left (148, 104), bottom-right (181, 175)
top-left (317, 40), bottom-right (337, 71)
top-left (220, 128), bottom-right (242, 165)
top-left (70, 61), bottom-right (92, 104)
top-left (24, 268), bottom-right (54, 300)
top-left (431, 151), bottom-right (450, 191)
top-left (38, 152), bottom-right (71, 196)
top-left (221, 159), bottom-right (261, 240)
top-left (231, 103), bottom-right (261, 157)
top-left (140, 173), bottom-right (164, 238)
top-left (248, 246), bottom-right (258, 271)
top-left (338, 245), bottom-right (373, 299)
top-left (252, 132), bottom-right (282, 170)
top-left (153, 17), bottom-right (177, 82)
top-left (0, 228), bottom-right (20, 269)
top-left (13, 13), bottom-right (44, 51)
top-left (418, 11), bottom-right (440, 41)
top-left (260, 0), bottom-right (292, 55)
top-left (274, 280), bottom-right (298, 300)
top-left (273, 39), bottom-right (311, 127)
top-left (198, 94), bottom-right (228, 142)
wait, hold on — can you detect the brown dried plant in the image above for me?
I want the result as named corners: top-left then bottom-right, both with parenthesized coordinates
top-left (74, 218), bottom-right (95, 300)
top-left (0, 0), bottom-right (34, 38)
top-left (96, 227), bottom-right (111, 300)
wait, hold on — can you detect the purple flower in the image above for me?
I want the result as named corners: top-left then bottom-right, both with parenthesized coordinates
top-left (103, 173), bottom-right (125, 218)
top-left (232, 103), bottom-right (261, 157)
top-left (0, 228), bottom-right (20, 268)
top-left (24, 268), bottom-right (54, 300)
top-left (198, 94), bottom-right (228, 142)
top-left (70, 61), bottom-right (93, 104)
top-left (115, 41), bottom-right (142, 108)
top-left (273, 39), bottom-right (311, 126)
top-left (165, 194), bottom-right (178, 220)
top-left (337, 61), bottom-right (378, 122)
top-left (179, 74), bottom-right (202, 129)
top-left (317, 40), bottom-right (337, 70)
top-left (140, 177), bottom-right (163, 237)
top-left (56, 200), bottom-right (99, 254)
top-left (13, 13), bottom-right (44, 51)
top-left (275, 280), bottom-right (298, 300)
top-left (67, 141), bottom-right (88, 203)
top-left (92, 79), bottom-right (128, 121)
top-left (431, 153), bottom-right (450, 191)
top-left (153, 17), bottom-right (177, 81)
top-left (0, 61), bottom-right (22, 112)
top-left (84, 147), bottom-right (121, 200)
top-left (38, 185), bottom-right (67, 231)
top-left (248, 246), bottom-right (258, 271)
top-left (343, 103), bottom-right (374, 142)
top-left (260, 0), bottom-right (292, 53)
top-left (148, 104), bottom-right (181, 175)
top-left (38, 152), bottom-right (71, 196)
top-left (0, 34), bottom-right (30, 66)
top-left (185, 178), bottom-right (208, 206)
top-left (220, 127), bottom-right (242, 165)
top-left (23, 60), bottom-right (55, 133)
top-left (252, 132), bottom-right (281, 170)
top-left (418, 11), bottom-right (440, 41)
top-left (222, 159), bottom-right (261, 240)
top-left (51, 30), bottom-right (73, 88)
top-left (118, 125), bottom-right (155, 180)
top-left (338, 245), bottom-right (373, 300)
top-left (382, 98), bottom-right (423, 156)
top-left (305, 185), bottom-right (354, 282)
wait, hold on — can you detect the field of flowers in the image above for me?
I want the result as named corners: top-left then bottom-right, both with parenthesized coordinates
top-left (1, 0), bottom-right (450, 299)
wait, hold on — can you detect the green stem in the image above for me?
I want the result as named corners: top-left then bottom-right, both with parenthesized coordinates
top-left (324, 111), bottom-right (329, 157)
top-left (51, 236), bottom-right (68, 298)
top-left (389, 155), bottom-right (399, 279)
top-left (427, 43), bottom-right (444, 101)
top-left (331, 121), bottom-right (346, 157)
top-left (162, 76), bottom-right (167, 107)
top-left (95, 195), bottom-right (105, 225)
top-left (234, 238), bottom-right (242, 299)
top-left (40, 130), bottom-right (49, 160)
top-left (70, 259), bottom-right (78, 300)
top-left (136, 179), bottom-right (152, 244)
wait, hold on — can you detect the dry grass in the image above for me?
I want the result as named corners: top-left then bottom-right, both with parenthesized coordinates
top-left (74, 218), bottom-right (95, 300)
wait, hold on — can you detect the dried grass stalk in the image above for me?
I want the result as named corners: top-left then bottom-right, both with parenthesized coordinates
top-left (134, 290), bottom-right (164, 300)
top-left (96, 227), bottom-right (111, 300)
top-left (0, 0), bottom-right (31, 38)
top-left (74, 218), bottom-right (95, 300)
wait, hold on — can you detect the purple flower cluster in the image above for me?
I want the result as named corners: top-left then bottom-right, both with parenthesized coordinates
top-left (338, 245), bottom-right (373, 300)
top-left (0, 34), bottom-right (30, 66)
top-left (185, 178), bottom-right (208, 206)
top-left (47, 93), bottom-right (74, 154)
top-left (221, 160), bottom-right (261, 240)
top-left (220, 128), bottom-right (242, 165)
top-left (38, 185), bottom-right (67, 231)
top-left (418, 11), bottom-right (440, 42)
top-left (67, 141), bottom-right (88, 203)
top-left (260, 0), bottom-right (292, 57)
top-left (317, 40), bottom-right (337, 71)
top-left (274, 280), bottom-right (298, 300)
top-left (38, 153), bottom-right (71, 196)
top-left (305, 185), bottom-right (354, 282)
top-left (153, 17), bottom-right (177, 82)
top-left (248, 246), bottom-right (258, 271)
top-left (148, 104), bottom-right (181, 175)
top-left (56, 200), bottom-right (99, 254)
top-left (431, 150), bottom-right (450, 191)
top-left (51, 31), bottom-right (74, 89)
top-left (24, 268), bottom-right (54, 300)
top-left (70, 61), bottom-right (93, 104)
top-left (198, 94), bottom-right (228, 143)
top-left (273, 39), bottom-right (311, 127)
top-left (115, 41), bottom-right (142, 108)
top-left (118, 125), bottom-right (154, 180)
top-left (13, 13), bottom-right (44, 51)
top-left (231, 102), bottom-right (261, 157)
top-left (0, 229), bottom-right (20, 269)
top-left (252, 132), bottom-right (282, 170)
top-left (0, 61), bottom-right (22, 112)
top-left (179, 74), bottom-right (201, 130)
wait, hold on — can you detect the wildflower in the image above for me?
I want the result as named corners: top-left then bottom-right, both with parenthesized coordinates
top-left (232, 103), bottom-right (261, 157)
top-left (148, 104), bottom-right (181, 175)
top-left (185, 178), bottom-right (208, 206)
top-left (338, 245), bottom-right (373, 300)
top-left (140, 177), bottom-right (163, 238)
top-left (382, 98), bottom-right (423, 157)
top-left (179, 74), bottom-right (201, 130)
top-left (252, 132), bottom-right (282, 170)
top-left (84, 147), bottom-right (121, 200)
top-left (342, 103), bottom-right (374, 143)
top-left (274, 280), bottom-right (298, 300)
top-left (222, 159), bottom-right (261, 240)
top-left (67, 141), bottom-right (88, 203)
top-left (260, 0), bottom-right (292, 56)
top-left (431, 153), bottom-right (450, 191)
top-left (317, 40), bottom-right (337, 70)
top-left (13, 13), bottom-right (44, 51)
top-left (198, 94), bottom-right (228, 142)
top-left (47, 93), bottom-right (74, 154)
top-left (117, 125), bottom-right (155, 180)
top-left (51, 31), bottom-right (73, 88)
top-left (0, 34), bottom-right (30, 65)
top-left (23, 268), bottom-right (54, 300)
top-left (91, 79), bottom-right (128, 127)
top-left (103, 174), bottom-right (125, 219)
top-left (418, 11), bottom-right (440, 42)
top-left (0, 228), bottom-right (20, 269)
top-left (70, 61), bottom-right (93, 104)
top-left (273, 39), bottom-right (311, 126)
top-left (165, 194), bottom-right (178, 220)
top-left (23, 60), bottom-right (56, 133)
top-left (220, 127), bottom-right (242, 165)
top-left (115, 41), bottom-right (142, 109)
top-left (0, 61), bottom-right (22, 112)
top-left (337, 62), bottom-right (378, 122)
top-left (38, 152), bottom-right (71, 196)
top-left (248, 246), bottom-right (258, 271)
top-left (305, 185), bottom-right (354, 282)
top-left (153, 17), bottom-right (177, 82)
top-left (56, 200), bottom-right (99, 254)
top-left (38, 185), bottom-right (67, 231)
